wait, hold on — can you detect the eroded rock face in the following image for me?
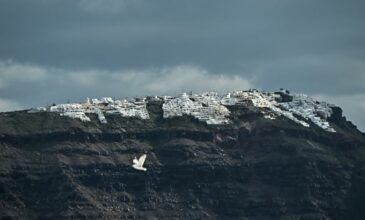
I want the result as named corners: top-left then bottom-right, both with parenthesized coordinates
top-left (0, 103), bottom-right (365, 220)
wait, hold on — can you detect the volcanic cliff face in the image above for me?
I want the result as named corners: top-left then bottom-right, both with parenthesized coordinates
top-left (0, 101), bottom-right (365, 220)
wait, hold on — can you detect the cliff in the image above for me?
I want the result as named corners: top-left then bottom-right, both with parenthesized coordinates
top-left (0, 101), bottom-right (365, 220)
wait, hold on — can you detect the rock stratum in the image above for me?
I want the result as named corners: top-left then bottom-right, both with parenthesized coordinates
top-left (0, 91), bottom-right (365, 220)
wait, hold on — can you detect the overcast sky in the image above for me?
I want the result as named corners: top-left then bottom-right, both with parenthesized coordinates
top-left (0, 0), bottom-right (364, 131)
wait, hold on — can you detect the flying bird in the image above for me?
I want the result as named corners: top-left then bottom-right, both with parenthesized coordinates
top-left (132, 154), bottom-right (147, 171)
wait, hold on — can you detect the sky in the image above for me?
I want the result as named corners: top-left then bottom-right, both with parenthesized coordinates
top-left (0, 0), bottom-right (364, 131)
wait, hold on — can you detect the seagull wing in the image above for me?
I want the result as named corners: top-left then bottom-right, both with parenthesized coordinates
top-left (137, 154), bottom-right (147, 166)
top-left (133, 158), bottom-right (138, 165)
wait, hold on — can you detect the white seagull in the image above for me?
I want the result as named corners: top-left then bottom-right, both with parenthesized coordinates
top-left (132, 154), bottom-right (147, 171)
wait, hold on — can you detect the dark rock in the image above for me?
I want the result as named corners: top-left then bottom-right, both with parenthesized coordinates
top-left (0, 107), bottom-right (364, 220)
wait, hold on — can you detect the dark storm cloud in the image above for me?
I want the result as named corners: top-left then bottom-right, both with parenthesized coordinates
top-left (0, 0), bottom-right (364, 130)
top-left (1, 1), bottom-right (364, 73)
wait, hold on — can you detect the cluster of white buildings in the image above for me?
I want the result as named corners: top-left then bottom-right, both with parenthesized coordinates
top-left (220, 90), bottom-right (310, 127)
top-left (47, 103), bottom-right (91, 122)
top-left (279, 94), bottom-right (335, 132)
top-left (36, 97), bottom-right (150, 124)
top-left (86, 98), bottom-right (150, 120)
top-left (28, 90), bottom-right (337, 132)
top-left (219, 90), bottom-right (335, 132)
top-left (162, 90), bottom-right (335, 131)
top-left (163, 92), bottom-right (230, 125)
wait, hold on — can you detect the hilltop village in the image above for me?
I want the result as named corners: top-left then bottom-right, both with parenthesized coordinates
top-left (28, 90), bottom-right (336, 132)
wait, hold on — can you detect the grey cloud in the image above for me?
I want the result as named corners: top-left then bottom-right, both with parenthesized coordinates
top-left (77, 0), bottom-right (144, 14)
top-left (0, 60), bottom-right (47, 85)
top-left (0, 59), bottom-right (254, 108)
top-left (0, 98), bottom-right (21, 112)
top-left (253, 55), bottom-right (365, 95)
top-left (1, 0), bottom-right (364, 71)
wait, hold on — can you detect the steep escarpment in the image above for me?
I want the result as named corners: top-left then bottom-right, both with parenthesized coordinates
top-left (0, 101), bottom-right (365, 220)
